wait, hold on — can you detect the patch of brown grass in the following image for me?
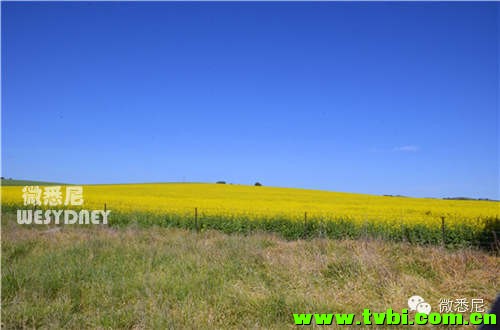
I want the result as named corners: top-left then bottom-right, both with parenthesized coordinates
top-left (2, 214), bottom-right (499, 329)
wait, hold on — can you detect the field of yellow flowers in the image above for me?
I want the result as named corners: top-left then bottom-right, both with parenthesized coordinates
top-left (2, 183), bottom-right (499, 247)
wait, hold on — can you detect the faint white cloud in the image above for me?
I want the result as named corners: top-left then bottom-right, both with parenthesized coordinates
top-left (393, 145), bottom-right (420, 152)
top-left (369, 147), bottom-right (382, 153)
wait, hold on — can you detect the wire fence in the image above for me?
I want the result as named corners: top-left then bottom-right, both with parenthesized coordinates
top-left (186, 207), bottom-right (499, 253)
top-left (4, 203), bottom-right (500, 253)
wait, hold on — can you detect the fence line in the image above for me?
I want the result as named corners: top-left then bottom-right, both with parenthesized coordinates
top-left (94, 204), bottom-right (499, 250)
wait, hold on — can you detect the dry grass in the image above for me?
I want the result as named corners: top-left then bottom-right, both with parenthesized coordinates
top-left (2, 214), bottom-right (499, 329)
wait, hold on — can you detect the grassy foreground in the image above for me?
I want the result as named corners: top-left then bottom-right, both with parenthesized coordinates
top-left (2, 214), bottom-right (499, 329)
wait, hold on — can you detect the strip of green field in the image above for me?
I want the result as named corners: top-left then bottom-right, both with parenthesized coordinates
top-left (3, 205), bottom-right (499, 250)
top-left (1, 179), bottom-right (66, 186)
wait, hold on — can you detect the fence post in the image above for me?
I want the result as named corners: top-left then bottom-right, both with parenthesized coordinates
top-left (195, 207), bottom-right (198, 232)
top-left (492, 230), bottom-right (500, 253)
top-left (104, 203), bottom-right (107, 214)
top-left (304, 212), bottom-right (307, 238)
top-left (363, 220), bottom-right (368, 241)
top-left (441, 216), bottom-right (446, 247)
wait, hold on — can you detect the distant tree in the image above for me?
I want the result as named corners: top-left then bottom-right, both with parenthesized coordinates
top-left (254, 182), bottom-right (262, 186)
top-left (216, 181), bottom-right (226, 184)
top-left (0, 177), bottom-right (4, 180)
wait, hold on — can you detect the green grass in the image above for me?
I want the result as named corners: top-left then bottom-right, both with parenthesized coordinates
top-left (2, 213), bottom-right (498, 329)
top-left (1, 178), bottom-right (66, 186)
top-left (4, 203), bottom-right (498, 250)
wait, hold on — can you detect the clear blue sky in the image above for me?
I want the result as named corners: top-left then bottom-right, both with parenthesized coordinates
top-left (2, 2), bottom-right (498, 199)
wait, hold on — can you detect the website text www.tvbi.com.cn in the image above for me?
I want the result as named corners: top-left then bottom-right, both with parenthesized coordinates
top-left (293, 296), bottom-right (497, 327)
top-left (293, 309), bottom-right (495, 326)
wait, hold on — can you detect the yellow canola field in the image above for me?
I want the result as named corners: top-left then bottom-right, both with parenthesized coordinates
top-left (2, 183), bottom-right (498, 230)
